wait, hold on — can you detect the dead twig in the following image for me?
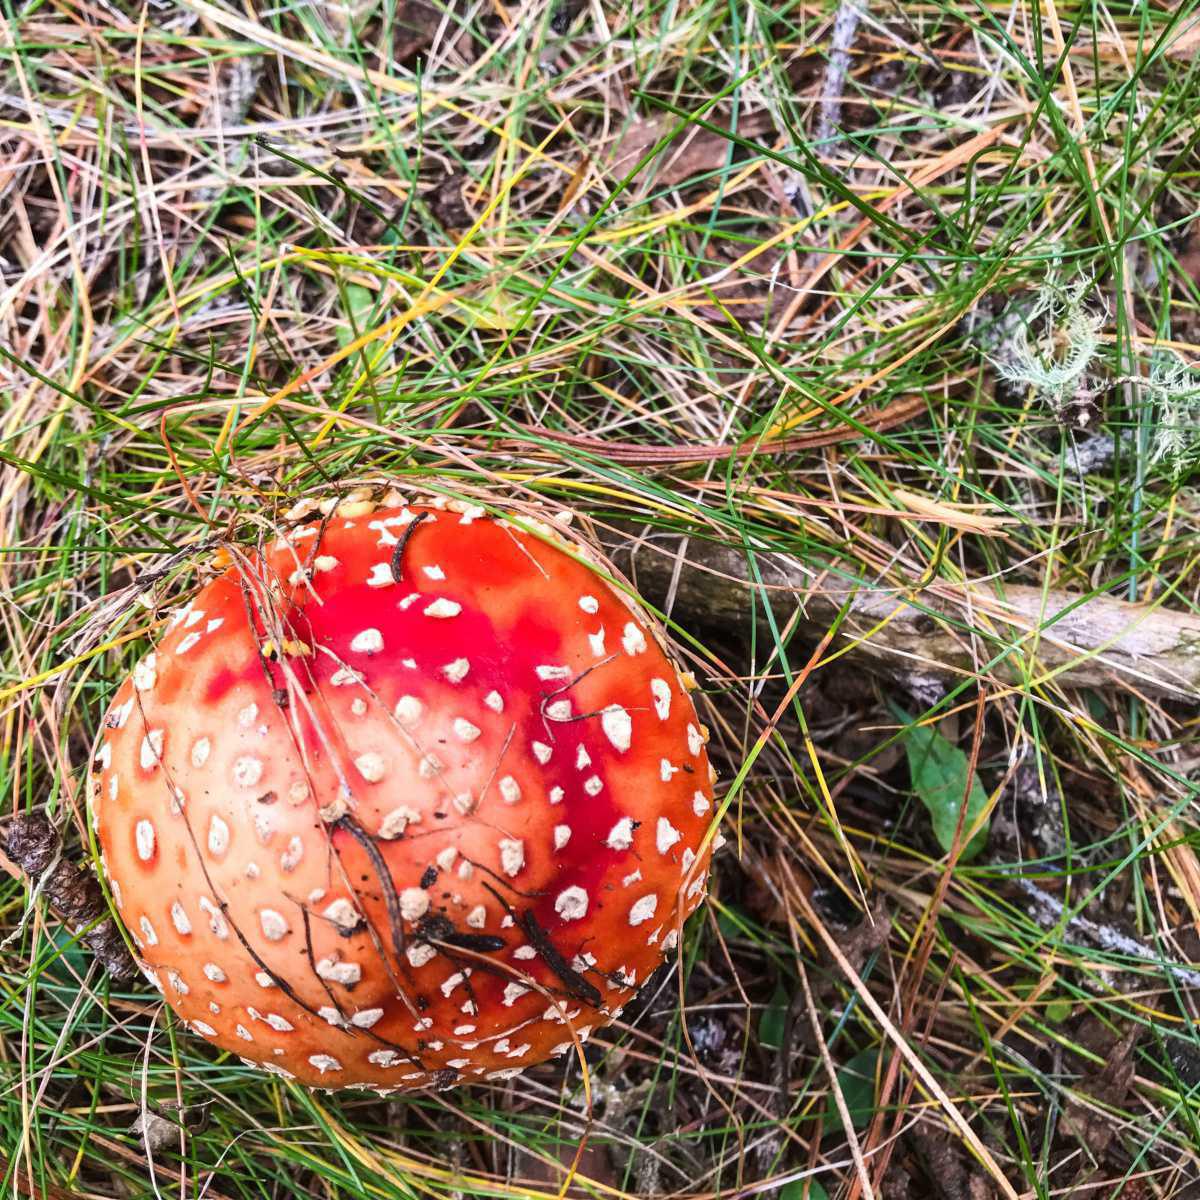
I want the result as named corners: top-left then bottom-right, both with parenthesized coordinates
top-left (604, 530), bottom-right (1200, 700)
top-left (507, 393), bottom-right (926, 465)
top-left (1017, 878), bottom-right (1200, 990)
top-left (816, 2), bottom-right (869, 151)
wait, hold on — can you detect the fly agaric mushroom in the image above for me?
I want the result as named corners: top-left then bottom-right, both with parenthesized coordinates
top-left (88, 489), bottom-right (716, 1090)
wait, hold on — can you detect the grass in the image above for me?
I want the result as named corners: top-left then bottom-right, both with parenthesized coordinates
top-left (3, 0), bottom-right (1200, 1195)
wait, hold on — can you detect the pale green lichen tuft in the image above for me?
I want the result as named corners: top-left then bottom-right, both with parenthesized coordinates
top-left (988, 279), bottom-right (1105, 415)
top-left (1146, 354), bottom-right (1200, 474)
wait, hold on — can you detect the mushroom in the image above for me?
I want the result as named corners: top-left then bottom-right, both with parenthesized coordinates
top-left (88, 490), bottom-right (716, 1090)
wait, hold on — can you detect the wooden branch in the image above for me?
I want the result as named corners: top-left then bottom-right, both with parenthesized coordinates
top-left (602, 529), bottom-right (1200, 699)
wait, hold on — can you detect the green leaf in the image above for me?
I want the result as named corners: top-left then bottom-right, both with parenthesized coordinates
top-left (41, 924), bottom-right (89, 985)
top-left (778, 1180), bottom-right (829, 1200)
top-left (893, 706), bottom-right (990, 861)
top-left (822, 1048), bottom-right (879, 1132)
top-left (336, 282), bottom-right (381, 350)
top-left (759, 981), bottom-right (789, 1050)
top-left (1044, 998), bottom-right (1073, 1024)
top-left (714, 901), bottom-right (751, 942)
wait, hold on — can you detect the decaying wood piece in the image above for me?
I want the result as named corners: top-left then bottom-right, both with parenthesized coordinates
top-left (604, 530), bottom-right (1200, 700)
top-left (815, 1), bottom-right (869, 151)
top-left (0, 813), bottom-right (137, 981)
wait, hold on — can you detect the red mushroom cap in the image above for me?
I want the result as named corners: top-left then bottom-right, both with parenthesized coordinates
top-left (89, 490), bottom-right (716, 1090)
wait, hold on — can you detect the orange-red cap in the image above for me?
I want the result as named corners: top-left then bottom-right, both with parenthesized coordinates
top-left (89, 493), bottom-right (715, 1091)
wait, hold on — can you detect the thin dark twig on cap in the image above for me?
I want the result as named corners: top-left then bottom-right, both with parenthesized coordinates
top-left (390, 510), bottom-right (432, 583)
top-left (301, 905), bottom-right (348, 1018)
top-left (518, 910), bottom-right (604, 1007)
top-left (334, 815), bottom-right (408, 957)
top-left (480, 881), bottom-right (603, 1006)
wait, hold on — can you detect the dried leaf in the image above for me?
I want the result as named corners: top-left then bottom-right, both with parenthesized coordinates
top-left (1180, 221), bottom-right (1200, 286)
top-left (608, 112), bottom-right (775, 189)
top-left (129, 1109), bottom-right (182, 1153)
top-left (908, 1122), bottom-right (975, 1200)
top-left (427, 171), bottom-right (474, 230)
top-left (837, 897), bottom-right (892, 974)
top-left (1061, 1025), bottom-right (1139, 1159)
top-left (326, 0), bottom-right (443, 59)
top-left (519, 1127), bottom-right (618, 1193)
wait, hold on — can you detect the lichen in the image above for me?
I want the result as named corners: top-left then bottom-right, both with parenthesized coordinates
top-left (988, 278), bottom-right (1104, 415)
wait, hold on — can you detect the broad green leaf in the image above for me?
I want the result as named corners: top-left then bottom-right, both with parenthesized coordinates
top-left (40, 924), bottom-right (89, 985)
top-left (759, 981), bottom-right (789, 1050)
top-left (779, 1180), bottom-right (829, 1200)
top-left (1045, 998), bottom-right (1073, 1024)
top-left (336, 282), bottom-right (379, 349)
top-left (893, 706), bottom-right (990, 861)
top-left (714, 901), bottom-right (752, 942)
top-left (822, 1048), bottom-right (879, 1132)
